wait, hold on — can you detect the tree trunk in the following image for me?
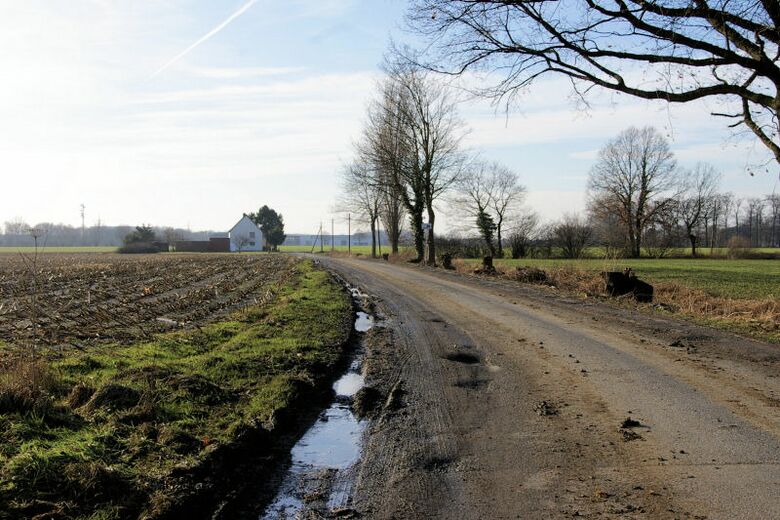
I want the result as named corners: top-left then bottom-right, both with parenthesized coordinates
top-left (426, 207), bottom-right (436, 266)
top-left (370, 219), bottom-right (377, 259)
top-left (689, 233), bottom-right (697, 257)
top-left (496, 216), bottom-right (503, 258)
top-left (410, 211), bottom-right (424, 263)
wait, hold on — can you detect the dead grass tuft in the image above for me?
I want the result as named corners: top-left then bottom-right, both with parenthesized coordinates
top-left (0, 356), bottom-right (60, 413)
top-left (655, 282), bottom-right (780, 331)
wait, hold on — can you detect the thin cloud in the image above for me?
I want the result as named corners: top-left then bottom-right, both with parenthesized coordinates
top-left (151, 0), bottom-right (259, 78)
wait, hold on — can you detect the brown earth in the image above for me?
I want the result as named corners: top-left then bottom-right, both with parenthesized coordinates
top-left (0, 253), bottom-right (297, 347)
top-left (317, 255), bottom-right (780, 520)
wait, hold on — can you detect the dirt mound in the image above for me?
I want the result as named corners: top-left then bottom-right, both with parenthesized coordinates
top-left (67, 383), bottom-right (95, 409)
top-left (352, 386), bottom-right (383, 418)
top-left (166, 374), bottom-right (232, 404)
top-left (85, 384), bottom-right (140, 412)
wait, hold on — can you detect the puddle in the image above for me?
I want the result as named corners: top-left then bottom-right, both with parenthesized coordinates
top-left (354, 312), bottom-right (374, 333)
top-left (334, 372), bottom-right (364, 397)
top-left (260, 294), bottom-right (376, 519)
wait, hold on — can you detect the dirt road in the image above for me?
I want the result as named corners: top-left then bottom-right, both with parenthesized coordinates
top-left (317, 256), bottom-right (780, 519)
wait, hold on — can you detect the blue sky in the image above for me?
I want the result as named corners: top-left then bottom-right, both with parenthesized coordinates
top-left (1, 0), bottom-right (777, 234)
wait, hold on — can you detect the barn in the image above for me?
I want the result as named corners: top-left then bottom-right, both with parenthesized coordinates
top-left (228, 216), bottom-right (263, 252)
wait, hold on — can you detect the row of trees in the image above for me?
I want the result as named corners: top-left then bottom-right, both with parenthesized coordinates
top-left (587, 126), bottom-right (780, 257)
top-left (343, 2), bottom-right (780, 262)
top-left (0, 220), bottom-right (219, 247)
top-left (340, 81), bottom-right (778, 262)
top-left (339, 65), bottom-right (467, 264)
top-left (338, 53), bottom-right (532, 264)
top-left (489, 126), bottom-right (780, 260)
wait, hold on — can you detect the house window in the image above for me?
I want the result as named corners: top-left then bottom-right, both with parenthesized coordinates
top-left (249, 231), bottom-right (255, 238)
top-left (249, 242), bottom-right (255, 246)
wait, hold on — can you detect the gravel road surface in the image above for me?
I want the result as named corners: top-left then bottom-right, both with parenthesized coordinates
top-left (317, 255), bottom-right (780, 519)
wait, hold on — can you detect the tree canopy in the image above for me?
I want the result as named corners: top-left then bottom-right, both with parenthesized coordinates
top-left (248, 206), bottom-right (286, 251)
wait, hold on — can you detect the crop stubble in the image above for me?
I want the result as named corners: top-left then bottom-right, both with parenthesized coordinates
top-left (0, 253), bottom-right (297, 348)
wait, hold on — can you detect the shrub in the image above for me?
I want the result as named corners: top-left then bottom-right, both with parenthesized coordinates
top-left (117, 242), bottom-right (161, 254)
top-left (726, 236), bottom-right (752, 259)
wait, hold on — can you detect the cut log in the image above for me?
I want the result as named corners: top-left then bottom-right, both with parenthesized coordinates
top-left (602, 269), bottom-right (653, 303)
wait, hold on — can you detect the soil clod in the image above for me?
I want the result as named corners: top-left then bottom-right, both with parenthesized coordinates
top-left (443, 352), bottom-right (480, 364)
top-left (534, 400), bottom-right (559, 416)
top-left (621, 417), bottom-right (641, 428)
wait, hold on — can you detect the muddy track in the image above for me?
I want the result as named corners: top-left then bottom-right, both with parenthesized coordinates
top-left (316, 255), bottom-right (780, 520)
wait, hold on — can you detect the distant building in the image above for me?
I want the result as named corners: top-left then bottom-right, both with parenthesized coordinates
top-left (229, 216), bottom-right (263, 252)
top-left (283, 231), bottom-right (390, 248)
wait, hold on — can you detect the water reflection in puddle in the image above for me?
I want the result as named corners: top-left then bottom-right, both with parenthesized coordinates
top-left (354, 312), bottom-right (373, 332)
top-left (260, 307), bottom-right (375, 519)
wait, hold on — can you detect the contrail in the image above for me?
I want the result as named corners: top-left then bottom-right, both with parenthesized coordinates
top-left (151, 0), bottom-right (259, 78)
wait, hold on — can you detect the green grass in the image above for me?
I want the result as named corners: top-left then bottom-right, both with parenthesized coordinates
top-left (0, 246), bottom-right (117, 254)
top-left (464, 257), bottom-right (780, 300)
top-left (0, 259), bottom-right (352, 519)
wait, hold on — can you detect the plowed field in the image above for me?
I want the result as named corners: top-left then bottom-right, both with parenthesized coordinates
top-left (0, 253), bottom-right (297, 347)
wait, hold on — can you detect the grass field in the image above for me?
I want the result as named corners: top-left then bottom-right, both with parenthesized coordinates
top-left (0, 258), bottom-right (352, 519)
top-left (0, 246), bottom-right (117, 254)
top-left (462, 257), bottom-right (780, 300)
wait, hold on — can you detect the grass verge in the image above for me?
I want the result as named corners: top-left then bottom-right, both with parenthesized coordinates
top-left (0, 259), bottom-right (352, 519)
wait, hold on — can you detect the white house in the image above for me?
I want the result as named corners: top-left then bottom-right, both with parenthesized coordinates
top-left (228, 216), bottom-right (263, 252)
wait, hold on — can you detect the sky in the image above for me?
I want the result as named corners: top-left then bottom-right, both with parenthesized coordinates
top-left (1, 0), bottom-right (778, 235)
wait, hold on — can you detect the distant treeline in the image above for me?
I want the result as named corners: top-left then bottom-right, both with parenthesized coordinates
top-left (0, 220), bottom-right (220, 248)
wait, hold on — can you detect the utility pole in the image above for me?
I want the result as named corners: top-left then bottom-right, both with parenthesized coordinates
top-left (348, 213), bottom-right (351, 254)
top-left (331, 219), bottom-right (334, 251)
top-left (80, 203), bottom-right (85, 244)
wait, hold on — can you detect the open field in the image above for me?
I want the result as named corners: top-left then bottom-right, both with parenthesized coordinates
top-left (0, 246), bottom-right (118, 254)
top-left (461, 257), bottom-right (780, 299)
top-left (0, 255), bottom-right (352, 519)
top-left (0, 253), bottom-right (303, 346)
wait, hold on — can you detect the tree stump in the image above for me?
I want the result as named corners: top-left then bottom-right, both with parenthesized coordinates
top-left (382, 253), bottom-right (389, 261)
top-left (441, 253), bottom-right (454, 270)
top-left (602, 269), bottom-right (653, 303)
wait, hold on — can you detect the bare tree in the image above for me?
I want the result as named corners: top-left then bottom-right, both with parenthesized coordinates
top-left (767, 192), bottom-right (780, 247)
top-left (338, 162), bottom-right (382, 258)
top-left (734, 197), bottom-right (745, 237)
top-left (407, 1), bottom-right (780, 169)
top-left (678, 163), bottom-right (721, 256)
top-left (710, 192), bottom-right (734, 251)
top-left (453, 160), bottom-right (524, 258)
top-left (232, 233), bottom-right (251, 253)
top-left (453, 161), bottom-right (493, 228)
top-left (553, 214), bottom-right (592, 259)
top-left (487, 163), bottom-right (525, 257)
top-left (361, 76), bottom-right (427, 261)
top-left (588, 126), bottom-right (679, 258)
top-left (4, 218), bottom-right (29, 235)
top-left (379, 177), bottom-right (406, 254)
top-left (386, 63), bottom-right (466, 265)
top-left (506, 211), bottom-right (538, 259)
top-left (745, 197), bottom-right (766, 246)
